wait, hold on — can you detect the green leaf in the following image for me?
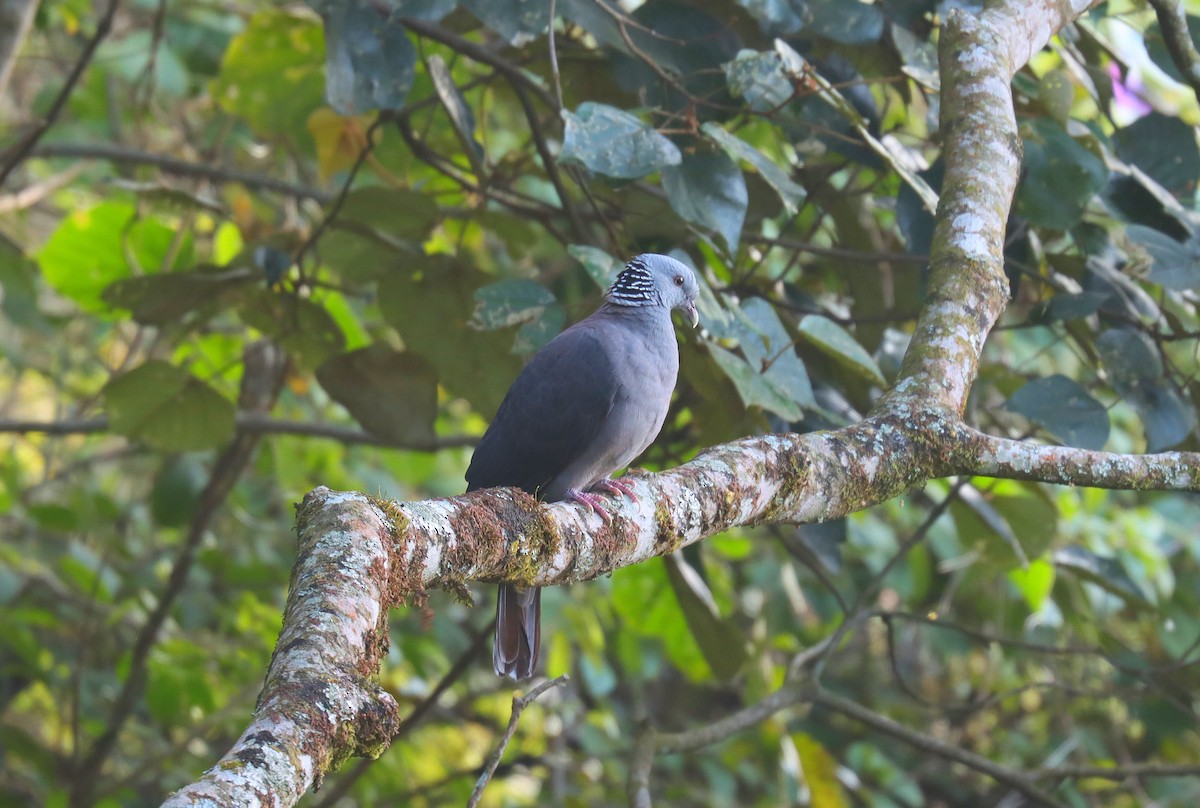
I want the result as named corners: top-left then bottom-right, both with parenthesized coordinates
top-left (315, 345), bottom-right (438, 444)
top-left (1006, 375), bottom-right (1110, 450)
top-left (797, 314), bottom-right (886, 386)
top-left (559, 102), bottom-right (681, 179)
top-left (238, 290), bottom-right (346, 372)
top-left (1038, 291), bottom-right (1108, 322)
top-left (38, 202), bottom-right (191, 314)
top-left (663, 554), bottom-right (748, 681)
top-left (792, 733), bottom-right (850, 808)
top-left (103, 360), bottom-right (235, 451)
top-left (462, 0), bottom-right (550, 45)
top-left (377, 255), bottom-right (522, 417)
top-left (150, 455), bottom-right (209, 528)
top-left (469, 279), bottom-right (556, 330)
top-left (1016, 118), bottom-right (1107, 230)
top-left (662, 150), bottom-right (748, 254)
top-left (701, 121), bottom-right (804, 213)
top-left (610, 562), bottom-right (709, 681)
top-left (808, 0), bottom-right (884, 44)
top-left (104, 265), bottom-right (254, 326)
top-left (1114, 114), bottom-right (1200, 198)
top-left (211, 11), bottom-right (326, 136)
top-left (1125, 224), bottom-right (1200, 291)
top-left (1097, 328), bottom-right (1195, 450)
top-left (568, 245), bottom-right (619, 290)
top-left (1054, 545), bottom-right (1152, 607)
top-left (1008, 557), bottom-right (1056, 612)
top-left (321, 5), bottom-right (415, 114)
top-left (723, 50), bottom-right (793, 113)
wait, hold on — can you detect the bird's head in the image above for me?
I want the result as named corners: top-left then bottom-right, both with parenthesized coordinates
top-left (607, 254), bottom-right (700, 327)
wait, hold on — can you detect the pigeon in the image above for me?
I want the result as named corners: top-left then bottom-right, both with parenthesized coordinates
top-left (466, 253), bottom-right (701, 680)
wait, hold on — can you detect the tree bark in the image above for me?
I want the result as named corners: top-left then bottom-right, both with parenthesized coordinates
top-left (165, 2), bottom-right (1200, 806)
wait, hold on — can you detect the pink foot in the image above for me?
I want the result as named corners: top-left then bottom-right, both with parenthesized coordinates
top-left (594, 478), bottom-right (638, 502)
top-left (566, 488), bottom-right (612, 523)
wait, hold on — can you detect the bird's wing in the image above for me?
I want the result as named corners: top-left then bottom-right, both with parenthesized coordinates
top-left (465, 325), bottom-right (617, 496)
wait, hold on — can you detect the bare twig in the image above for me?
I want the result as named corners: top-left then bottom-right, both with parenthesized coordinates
top-left (811, 689), bottom-right (1070, 808)
top-left (0, 414), bottom-right (478, 450)
top-left (30, 142), bottom-right (333, 201)
top-left (0, 0), bottom-right (120, 188)
top-left (0, 0), bottom-right (40, 101)
top-left (466, 675), bottom-right (570, 808)
top-left (69, 342), bottom-right (288, 806)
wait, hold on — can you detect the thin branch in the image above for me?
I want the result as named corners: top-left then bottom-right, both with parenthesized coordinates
top-left (466, 675), bottom-right (569, 808)
top-left (0, 0), bottom-right (120, 188)
top-left (70, 342), bottom-right (288, 806)
top-left (811, 689), bottom-right (1070, 808)
top-left (1032, 762), bottom-right (1200, 781)
top-left (29, 142), bottom-right (334, 201)
top-left (1146, 0), bottom-right (1200, 104)
top-left (292, 113), bottom-right (388, 271)
top-left (0, 414), bottom-right (479, 451)
top-left (400, 16), bottom-right (557, 109)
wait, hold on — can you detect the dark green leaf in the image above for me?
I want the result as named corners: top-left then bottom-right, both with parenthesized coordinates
top-left (568, 245), bottom-right (619, 290)
top-left (378, 256), bottom-right (522, 416)
top-left (1125, 224), bottom-right (1200, 290)
top-left (1039, 291), bottom-right (1108, 322)
top-left (1097, 328), bottom-right (1194, 449)
top-left (560, 103), bottom-right (681, 179)
top-left (104, 265), bottom-right (254, 326)
top-left (103, 361), bottom-right (235, 451)
top-left (150, 455), bottom-right (209, 528)
top-left (1016, 118), bottom-right (1107, 230)
top-left (1114, 113), bottom-right (1200, 198)
top-left (238, 291), bottom-right (347, 372)
top-left (1006, 375), bottom-right (1110, 450)
top-left (469, 278), bottom-right (564, 354)
top-left (315, 344), bottom-right (438, 444)
top-left (321, 5), bottom-right (415, 114)
top-left (808, 0), bottom-right (884, 44)
top-left (1054, 545), bottom-right (1152, 607)
top-left (701, 122), bottom-right (805, 213)
top-left (797, 314), bottom-right (886, 386)
top-left (663, 554), bottom-right (748, 681)
top-left (723, 50), bottom-right (793, 113)
top-left (662, 150), bottom-right (748, 254)
top-left (735, 0), bottom-right (808, 36)
top-left (462, 0), bottom-right (550, 45)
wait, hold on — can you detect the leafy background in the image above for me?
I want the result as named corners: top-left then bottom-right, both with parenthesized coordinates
top-left (2, 0), bottom-right (1200, 806)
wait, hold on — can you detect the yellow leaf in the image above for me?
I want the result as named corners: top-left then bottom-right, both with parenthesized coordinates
top-left (307, 107), bottom-right (376, 180)
top-left (793, 732), bottom-right (849, 808)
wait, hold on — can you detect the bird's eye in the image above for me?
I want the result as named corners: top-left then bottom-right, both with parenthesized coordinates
top-left (673, 275), bottom-right (684, 286)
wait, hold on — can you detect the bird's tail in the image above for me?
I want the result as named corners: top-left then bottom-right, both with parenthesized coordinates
top-left (494, 583), bottom-right (541, 680)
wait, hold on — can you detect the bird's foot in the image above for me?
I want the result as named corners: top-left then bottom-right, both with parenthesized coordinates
top-left (566, 488), bottom-right (612, 523)
top-left (594, 478), bottom-right (638, 502)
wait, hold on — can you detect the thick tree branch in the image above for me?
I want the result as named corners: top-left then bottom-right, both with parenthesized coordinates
top-left (160, 490), bottom-right (400, 806)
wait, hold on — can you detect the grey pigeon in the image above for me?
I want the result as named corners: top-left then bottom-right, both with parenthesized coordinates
top-left (466, 254), bottom-right (700, 680)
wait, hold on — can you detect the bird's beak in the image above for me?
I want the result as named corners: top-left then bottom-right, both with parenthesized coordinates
top-left (686, 301), bottom-right (699, 329)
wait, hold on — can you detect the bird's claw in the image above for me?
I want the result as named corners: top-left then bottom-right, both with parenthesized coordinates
top-left (594, 478), bottom-right (638, 502)
top-left (566, 488), bottom-right (612, 523)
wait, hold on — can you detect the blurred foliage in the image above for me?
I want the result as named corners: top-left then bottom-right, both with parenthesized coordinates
top-left (2, 0), bottom-right (1200, 806)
